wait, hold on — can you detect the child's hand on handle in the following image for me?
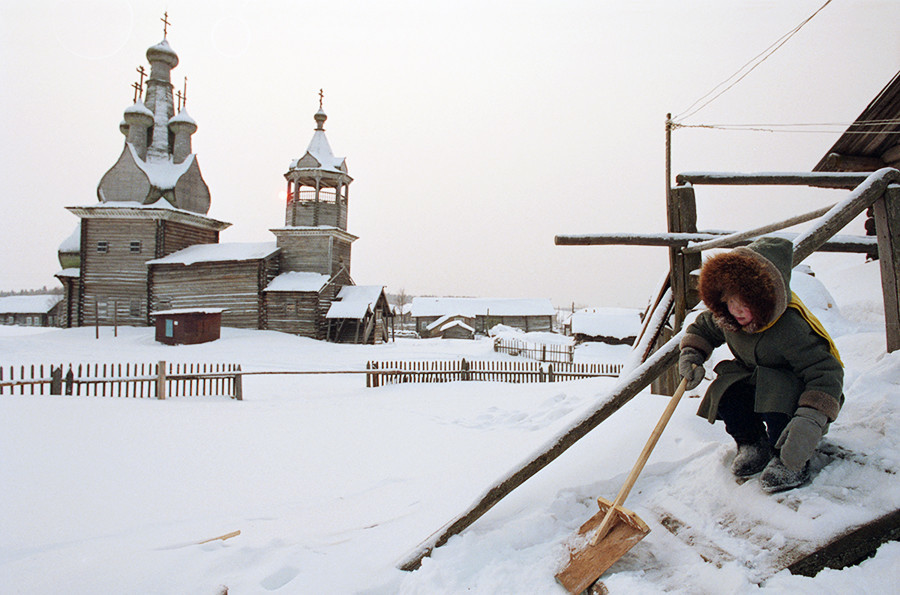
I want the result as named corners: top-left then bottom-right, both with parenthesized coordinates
top-left (678, 347), bottom-right (705, 390)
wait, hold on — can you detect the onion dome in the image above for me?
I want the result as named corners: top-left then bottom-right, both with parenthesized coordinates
top-left (124, 101), bottom-right (154, 126)
top-left (168, 108), bottom-right (197, 134)
top-left (146, 39), bottom-right (178, 69)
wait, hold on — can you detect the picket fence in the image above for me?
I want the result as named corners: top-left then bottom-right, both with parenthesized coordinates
top-left (493, 338), bottom-right (575, 363)
top-left (0, 361), bottom-right (243, 399)
top-left (366, 359), bottom-right (622, 387)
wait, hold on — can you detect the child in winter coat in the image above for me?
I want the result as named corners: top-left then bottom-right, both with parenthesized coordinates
top-left (677, 236), bottom-right (844, 493)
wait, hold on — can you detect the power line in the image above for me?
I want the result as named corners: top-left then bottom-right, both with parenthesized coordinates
top-left (674, 0), bottom-right (833, 123)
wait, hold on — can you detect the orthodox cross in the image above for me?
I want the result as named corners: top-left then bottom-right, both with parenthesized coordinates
top-left (132, 65), bottom-right (147, 102)
top-left (161, 11), bottom-right (171, 38)
top-left (176, 77), bottom-right (188, 110)
top-left (319, 88), bottom-right (324, 108)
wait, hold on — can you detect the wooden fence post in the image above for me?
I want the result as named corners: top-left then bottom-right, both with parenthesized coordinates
top-left (461, 358), bottom-right (470, 382)
top-left (233, 364), bottom-right (243, 400)
top-left (156, 360), bottom-right (166, 400)
top-left (65, 366), bottom-right (74, 395)
top-left (548, 363), bottom-right (555, 383)
top-left (50, 366), bottom-right (62, 395)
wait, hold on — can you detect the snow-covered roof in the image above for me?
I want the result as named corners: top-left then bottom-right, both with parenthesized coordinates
top-left (150, 307), bottom-right (226, 316)
top-left (569, 307), bottom-right (642, 338)
top-left (67, 200), bottom-right (231, 231)
top-left (326, 285), bottom-right (385, 319)
top-left (410, 297), bottom-right (555, 318)
top-left (264, 272), bottom-right (330, 293)
top-left (0, 294), bottom-right (63, 314)
top-left (55, 268), bottom-right (80, 278)
top-left (426, 313), bottom-right (473, 332)
top-left (440, 320), bottom-right (474, 333)
top-left (146, 242), bottom-right (279, 266)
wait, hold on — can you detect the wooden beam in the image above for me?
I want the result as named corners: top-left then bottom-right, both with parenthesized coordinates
top-left (873, 185), bottom-right (900, 352)
top-left (675, 172), bottom-right (870, 189)
top-left (397, 332), bottom-right (682, 571)
top-left (556, 232), bottom-right (877, 255)
top-left (792, 169), bottom-right (900, 265)
top-left (682, 203), bottom-right (836, 254)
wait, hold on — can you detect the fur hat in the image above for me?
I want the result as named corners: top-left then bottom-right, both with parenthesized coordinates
top-left (698, 236), bottom-right (792, 333)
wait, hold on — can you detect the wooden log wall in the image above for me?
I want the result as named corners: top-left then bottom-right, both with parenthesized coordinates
top-left (80, 219), bottom-right (158, 326)
top-left (150, 258), bottom-right (275, 329)
top-left (264, 292), bottom-right (321, 338)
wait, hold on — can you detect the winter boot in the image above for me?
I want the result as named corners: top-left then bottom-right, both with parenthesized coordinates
top-left (759, 456), bottom-right (810, 493)
top-left (731, 437), bottom-right (773, 477)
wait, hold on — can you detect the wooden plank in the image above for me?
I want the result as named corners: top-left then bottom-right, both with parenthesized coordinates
top-left (555, 497), bottom-right (650, 594)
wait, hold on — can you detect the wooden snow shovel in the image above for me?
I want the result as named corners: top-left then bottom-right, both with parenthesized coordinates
top-left (555, 372), bottom-right (691, 593)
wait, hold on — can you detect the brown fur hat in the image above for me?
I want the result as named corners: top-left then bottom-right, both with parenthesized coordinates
top-left (698, 237), bottom-right (792, 333)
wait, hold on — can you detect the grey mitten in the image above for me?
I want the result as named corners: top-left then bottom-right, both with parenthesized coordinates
top-left (775, 406), bottom-right (828, 471)
top-left (678, 346), bottom-right (706, 390)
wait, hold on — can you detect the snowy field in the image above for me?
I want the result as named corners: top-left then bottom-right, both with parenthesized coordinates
top-left (1, 258), bottom-right (898, 594)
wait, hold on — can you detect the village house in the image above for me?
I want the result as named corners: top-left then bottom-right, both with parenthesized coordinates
top-left (410, 297), bottom-right (555, 337)
top-left (54, 31), bottom-right (390, 343)
top-left (0, 294), bottom-right (64, 327)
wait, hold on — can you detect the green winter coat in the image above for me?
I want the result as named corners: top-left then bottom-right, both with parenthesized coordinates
top-left (680, 237), bottom-right (844, 423)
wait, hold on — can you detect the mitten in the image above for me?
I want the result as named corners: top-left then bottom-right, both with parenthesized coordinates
top-left (678, 346), bottom-right (706, 390)
top-left (775, 406), bottom-right (828, 471)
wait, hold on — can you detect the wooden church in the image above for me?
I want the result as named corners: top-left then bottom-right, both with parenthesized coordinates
top-left (55, 29), bottom-right (392, 344)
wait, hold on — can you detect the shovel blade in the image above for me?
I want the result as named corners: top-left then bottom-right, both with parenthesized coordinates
top-left (555, 496), bottom-right (650, 594)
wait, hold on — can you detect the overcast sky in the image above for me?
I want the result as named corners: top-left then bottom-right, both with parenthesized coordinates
top-left (1, 0), bottom-right (898, 308)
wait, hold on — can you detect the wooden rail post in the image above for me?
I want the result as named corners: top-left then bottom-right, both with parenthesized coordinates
top-left (874, 185), bottom-right (900, 351)
top-left (233, 365), bottom-right (243, 400)
top-left (65, 366), bottom-right (74, 395)
top-left (50, 365), bottom-right (62, 395)
top-left (156, 360), bottom-right (166, 400)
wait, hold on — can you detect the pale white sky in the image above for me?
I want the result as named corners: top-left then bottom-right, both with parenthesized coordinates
top-left (1, 0), bottom-right (898, 307)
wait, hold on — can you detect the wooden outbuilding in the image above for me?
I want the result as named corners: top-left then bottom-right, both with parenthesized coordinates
top-left (151, 307), bottom-right (224, 345)
top-left (325, 285), bottom-right (394, 344)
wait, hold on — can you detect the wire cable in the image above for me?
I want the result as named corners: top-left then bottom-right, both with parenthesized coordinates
top-left (675, 0), bottom-right (833, 123)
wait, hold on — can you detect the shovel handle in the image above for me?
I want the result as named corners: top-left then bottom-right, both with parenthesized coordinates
top-left (590, 372), bottom-right (691, 545)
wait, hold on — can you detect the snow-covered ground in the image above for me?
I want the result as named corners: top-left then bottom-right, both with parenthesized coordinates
top-left (1, 258), bottom-right (898, 594)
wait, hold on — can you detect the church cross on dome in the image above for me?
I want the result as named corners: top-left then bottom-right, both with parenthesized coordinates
top-left (177, 77), bottom-right (188, 110)
top-left (161, 11), bottom-right (171, 38)
top-left (319, 88), bottom-right (324, 109)
top-left (132, 65), bottom-right (147, 102)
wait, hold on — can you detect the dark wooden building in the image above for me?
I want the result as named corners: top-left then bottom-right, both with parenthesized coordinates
top-left (152, 307), bottom-right (223, 345)
top-left (263, 271), bottom-right (335, 338)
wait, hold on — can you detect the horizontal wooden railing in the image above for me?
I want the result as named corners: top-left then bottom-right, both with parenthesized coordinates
top-left (366, 359), bottom-right (622, 388)
top-left (0, 361), bottom-right (243, 400)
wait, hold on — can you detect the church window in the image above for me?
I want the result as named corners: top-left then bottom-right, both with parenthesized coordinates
top-left (130, 241), bottom-right (142, 253)
top-left (97, 241), bottom-right (108, 253)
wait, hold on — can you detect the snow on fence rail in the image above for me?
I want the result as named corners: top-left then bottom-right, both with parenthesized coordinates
top-left (0, 361), bottom-right (243, 399)
top-left (365, 359), bottom-right (622, 387)
top-left (492, 337), bottom-right (574, 363)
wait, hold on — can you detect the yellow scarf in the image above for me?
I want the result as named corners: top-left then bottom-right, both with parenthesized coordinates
top-left (757, 292), bottom-right (843, 367)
